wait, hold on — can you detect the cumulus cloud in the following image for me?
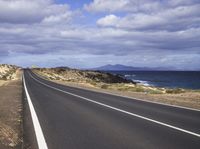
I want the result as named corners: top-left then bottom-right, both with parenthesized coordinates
top-left (84, 0), bottom-right (130, 12)
top-left (85, 0), bottom-right (200, 13)
top-left (96, 2), bottom-right (200, 31)
top-left (0, 0), bottom-right (72, 23)
top-left (0, 0), bottom-right (200, 69)
top-left (97, 14), bottom-right (120, 27)
top-left (84, 0), bottom-right (166, 13)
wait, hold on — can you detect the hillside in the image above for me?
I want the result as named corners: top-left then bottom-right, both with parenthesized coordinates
top-left (33, 67), bottom-right (134, 84)
top-left (0, 64), bottom-right (20, 80)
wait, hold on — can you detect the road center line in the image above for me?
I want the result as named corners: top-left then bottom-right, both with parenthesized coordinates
top-left (28, 72), bottom-right (200, 138)
top-left (23, 73), bottom-right (48, 149)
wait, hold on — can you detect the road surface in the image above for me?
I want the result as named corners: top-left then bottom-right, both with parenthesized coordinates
top-left (23, 70), bottom-right (200, 149)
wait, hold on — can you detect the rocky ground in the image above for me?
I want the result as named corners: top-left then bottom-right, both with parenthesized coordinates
top-left (0, 65), bottom-right (22, 149)
top-left (0, 64), bottom-right (20, 80)
top-left (34, 67), bottom-right (200, 110)
top-left (34, 68), bottom-right (133, 84)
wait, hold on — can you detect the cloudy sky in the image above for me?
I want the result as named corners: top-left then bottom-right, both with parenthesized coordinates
top-left (0, 0), bottom-right (200, 70)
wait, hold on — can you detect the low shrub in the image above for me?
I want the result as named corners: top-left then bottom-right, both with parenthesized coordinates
top-left (166, 88), bottom-right (185, 94)
top-left (148, 90), bottom-right (163, 94)
top-left (101, 84), bottom-right (109, 89)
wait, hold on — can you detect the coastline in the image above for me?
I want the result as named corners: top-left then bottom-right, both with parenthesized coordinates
top-left (34, 69), bottom-right (200, 110)
top-left (108, 70), bottom-right (200, 90)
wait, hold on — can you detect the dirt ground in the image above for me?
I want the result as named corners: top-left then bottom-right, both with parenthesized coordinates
top-left (54, 81), bottom-right (200, 110)
top-left (0, 70), bottom-right (22, 149)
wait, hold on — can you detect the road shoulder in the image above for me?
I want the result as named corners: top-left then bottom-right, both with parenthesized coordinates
top-left (0, 71), bottom-right (22, 149)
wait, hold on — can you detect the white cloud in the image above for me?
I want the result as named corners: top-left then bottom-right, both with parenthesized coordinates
top-left (96, 4), bottom-right (200, 31)
top-left (0, 27), bottom-right (26, 34)
top-left (85, 0), bottom-right (200, 13)
top-left (42, 12), bottom-right (72, 23)
top-left (84, 0), bottom-right (130, 12)
top-left (0, 0), bottom-right (200, 69)
top-left (0, 0), bottom-right (72, 23)
top-left (85, 0), bottom-right (168, 13)
top-left (97, 14), bottom-right (120, 27)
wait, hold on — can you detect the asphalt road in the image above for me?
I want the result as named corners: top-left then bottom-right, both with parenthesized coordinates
top-left (23, 70), bottom-right (200, 149)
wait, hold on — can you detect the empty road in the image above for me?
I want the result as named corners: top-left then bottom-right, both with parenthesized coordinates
top-left (23, 70), bottom-right (200, 149)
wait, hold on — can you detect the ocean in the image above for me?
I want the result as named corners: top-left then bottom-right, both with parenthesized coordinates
top-left (107, 71), bottom-right (200, 90)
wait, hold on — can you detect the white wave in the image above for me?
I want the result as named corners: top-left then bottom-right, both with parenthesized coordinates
top-left (124, 74), bottom-right (136, 77)
top-left (133, 79), bottom-right (151, 86)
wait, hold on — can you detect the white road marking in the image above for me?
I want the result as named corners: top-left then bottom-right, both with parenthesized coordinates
top-left (33, 71), bottom-right (200, 112)
top-left (28, 71), bottom-right (200, 138)
top-left (23, 73), bottom-right (48, 149)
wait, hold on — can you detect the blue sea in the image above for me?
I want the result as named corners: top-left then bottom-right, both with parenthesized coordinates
top-left (108, 71), bottom-right (200, 90)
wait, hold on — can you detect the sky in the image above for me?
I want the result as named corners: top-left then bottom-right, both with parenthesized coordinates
top-left (0, 0), bottom-right (200, 70)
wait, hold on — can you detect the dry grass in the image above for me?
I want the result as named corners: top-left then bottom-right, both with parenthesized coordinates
top-left (62, 81), bottom-right (200, 110)
top-left (0, 81), bottom-right (7, 86)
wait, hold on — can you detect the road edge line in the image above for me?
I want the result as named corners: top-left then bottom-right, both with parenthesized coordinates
top-left (23, 72), bottom-right (48, 149)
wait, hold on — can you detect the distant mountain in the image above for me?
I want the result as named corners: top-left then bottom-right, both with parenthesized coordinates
top-left (91, 64), bottom-right (149, 71)
top-left (91, 64), bottom-right (171, 71)
top-left (55, 66), bottom-right (70, 69)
